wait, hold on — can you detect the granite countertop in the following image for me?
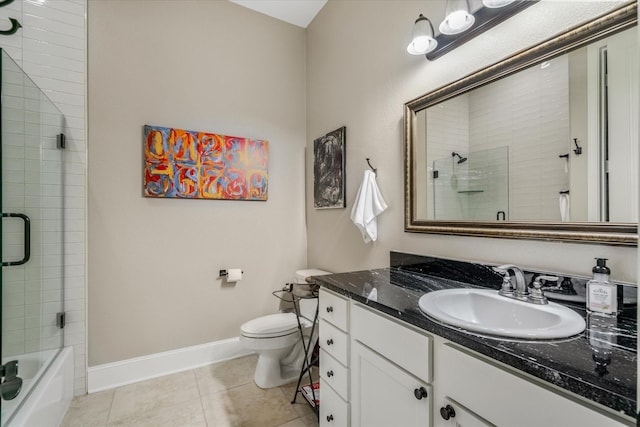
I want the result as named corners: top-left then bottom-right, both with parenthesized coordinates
top-left (313, 267), bottom-right (637, 419)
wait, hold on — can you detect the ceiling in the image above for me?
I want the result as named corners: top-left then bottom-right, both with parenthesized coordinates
top-left (229, 0), bottom-right (328, 28)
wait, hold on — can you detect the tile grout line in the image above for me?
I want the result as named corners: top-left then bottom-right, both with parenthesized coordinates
top-left (192, 368), bottom-right (212, 427)
top-left (105, 383), bottom-right (117, 426)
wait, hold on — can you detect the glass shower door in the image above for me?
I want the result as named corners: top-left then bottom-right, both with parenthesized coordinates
top-left (1, 49), bottom-right (65, 425)
top-left (432, 147), bottom-right (509, 221)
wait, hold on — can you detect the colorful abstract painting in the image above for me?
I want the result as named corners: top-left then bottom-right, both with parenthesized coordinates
top-left (144, 125), bottom-right (268, 200)
top-left (313, 126), bottom-right (346, 209)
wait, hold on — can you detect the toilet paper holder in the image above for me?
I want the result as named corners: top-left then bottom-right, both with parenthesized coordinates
top-left (218, 269), bottom-right (243, 279)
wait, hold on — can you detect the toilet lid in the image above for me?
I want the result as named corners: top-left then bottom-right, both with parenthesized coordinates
top-left (241, 313), bottom-right (312, 338)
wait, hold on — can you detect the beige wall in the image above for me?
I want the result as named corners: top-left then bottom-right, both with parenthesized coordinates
top-left (305, 1), bottom-right (637, 282)
top-left (88, 1), bottom-right (307, 366)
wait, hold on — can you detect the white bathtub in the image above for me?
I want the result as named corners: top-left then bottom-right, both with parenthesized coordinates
top-left (2, 347), bottom-right (74, 427)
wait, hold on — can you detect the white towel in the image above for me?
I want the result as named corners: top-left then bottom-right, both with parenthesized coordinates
top-left (559, 193), bottom-right (570, 222)
top-left (351, 170), bottom-right (388, 243)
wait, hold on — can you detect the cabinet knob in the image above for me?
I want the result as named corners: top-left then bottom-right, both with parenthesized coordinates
top-left (326, 414), bottom-right (334, 422)
top-left (326, 306), bottom-right (334, 313)
top-left (413, 386), bottom-right (428, 400)
top-left (327, 370), bottom-right (334, 377)
top-left (440, 404), bottom-right (456, 420)
top-left (326, 338), bottom-right (334, 346)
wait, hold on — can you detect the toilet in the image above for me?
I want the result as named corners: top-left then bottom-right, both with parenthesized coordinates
top-left (240, 269), bottom-right (331, 389)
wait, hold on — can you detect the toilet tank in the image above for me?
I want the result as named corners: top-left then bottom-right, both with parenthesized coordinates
top-left (295, 269), bottom-right (332, 320)
top-left (295, 269), bottom-right (332, 284)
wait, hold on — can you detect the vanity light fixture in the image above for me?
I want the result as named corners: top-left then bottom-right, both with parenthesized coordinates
top-left (407, 14), bottom-right (438, 55)
top-left (407, 0), bottom-right (537, 60)
top-left (439, 0), bottom-right (475, 35)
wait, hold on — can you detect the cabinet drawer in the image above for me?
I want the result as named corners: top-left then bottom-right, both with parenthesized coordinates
top-left (320, 379), bottom-right (350, 427)
top-left (319, 319), bottom-right (349, 365)
top-left (351, 303), bottom-right (432, 383)
top-left (319, 289), bottom-right (349, 331)
top-left (438, 344), bottom-right (626, 427)
top-left (320, 349), bottom-right (348, 400)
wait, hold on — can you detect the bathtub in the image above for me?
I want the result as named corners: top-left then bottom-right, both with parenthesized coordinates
top-left (2, 347), bottom-right (74, 427)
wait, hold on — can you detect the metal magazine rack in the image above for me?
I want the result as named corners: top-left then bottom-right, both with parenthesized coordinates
top-left (272, 283), bottom-right (320, 414)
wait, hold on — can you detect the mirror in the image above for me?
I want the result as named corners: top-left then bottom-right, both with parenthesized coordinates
top-left (405, 3), bottom-right (638, 246)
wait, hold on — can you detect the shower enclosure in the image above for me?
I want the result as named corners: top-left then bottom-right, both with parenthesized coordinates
top-left (1, 49), bottom-right (66, 425)
top-left (432, 146), bottom-right (509, 220)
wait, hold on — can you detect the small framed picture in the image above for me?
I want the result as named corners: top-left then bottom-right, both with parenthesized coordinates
top-left (313, 126), bottom-right (346, 209)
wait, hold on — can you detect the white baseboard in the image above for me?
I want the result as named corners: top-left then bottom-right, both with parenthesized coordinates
top-left (87, 337), bottom-right (253, 393)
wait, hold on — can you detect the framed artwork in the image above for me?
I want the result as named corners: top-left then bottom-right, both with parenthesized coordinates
top-left (143, 125), bottom-right (268, 200)
top-left (313, 126), bottom-right (346, 209)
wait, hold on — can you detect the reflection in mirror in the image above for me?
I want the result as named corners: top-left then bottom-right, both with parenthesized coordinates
top-left (415, 26), bottom-right (637, 223)
top-left (405, 3), bottom-right (638, 245)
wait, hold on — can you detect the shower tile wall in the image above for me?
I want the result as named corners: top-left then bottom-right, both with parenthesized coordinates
top-left (0, 0), bottom-right (87, 395)
top-left (425, 94), bottom-right (470, 219)
top-left (469, 55), bottom-right (570, 221)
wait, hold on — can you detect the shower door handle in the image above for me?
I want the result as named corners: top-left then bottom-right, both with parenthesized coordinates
top-left (2, 213), bottom-right (31, 266)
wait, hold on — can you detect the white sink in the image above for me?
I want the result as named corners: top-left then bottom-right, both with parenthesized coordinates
top-left (418, 288), bottom-right (586, 339)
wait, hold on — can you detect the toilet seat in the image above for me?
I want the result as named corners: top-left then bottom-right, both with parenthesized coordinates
top-left (240, 313), bottom-right (312, 339)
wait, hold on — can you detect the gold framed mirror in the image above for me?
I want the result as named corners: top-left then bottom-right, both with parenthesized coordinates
top-left (404, 2), bottom-right (638, 246)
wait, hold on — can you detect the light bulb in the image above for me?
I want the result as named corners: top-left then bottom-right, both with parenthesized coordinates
top-left (446, 11), bottom-right (470, 31)
top-left (407, 14), bottom-right (437, 55)
top-left (412, 36), bottom-right (431, 52)
top-left (439, 0), bottom-right (475, 35)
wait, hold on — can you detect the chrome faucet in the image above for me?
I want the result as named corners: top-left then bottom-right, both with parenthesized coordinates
top-left (494, 264), bottom-right (529, 300)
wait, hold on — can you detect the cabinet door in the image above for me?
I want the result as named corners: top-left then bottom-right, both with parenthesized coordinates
top-left (351, 342), bottom-right (431, 427)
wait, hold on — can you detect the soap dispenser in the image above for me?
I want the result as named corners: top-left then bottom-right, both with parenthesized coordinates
top-left (586, 258), bottom-right (620, 316)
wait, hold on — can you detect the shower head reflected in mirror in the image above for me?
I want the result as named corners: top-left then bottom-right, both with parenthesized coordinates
top-left (452, 152), bottom-right (468, 164)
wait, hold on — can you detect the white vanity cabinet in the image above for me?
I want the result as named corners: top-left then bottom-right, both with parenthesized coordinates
top-left (319, 288), bottom-right (350, 427)
top-left (319, 289), bottom-right (632, 427)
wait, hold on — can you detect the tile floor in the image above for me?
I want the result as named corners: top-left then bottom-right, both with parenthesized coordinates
top-left (61, 355), bottom-right (319, 427)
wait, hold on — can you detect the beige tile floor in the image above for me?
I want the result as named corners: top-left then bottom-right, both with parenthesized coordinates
top-left (61, 355), bottom-right (319, 427)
